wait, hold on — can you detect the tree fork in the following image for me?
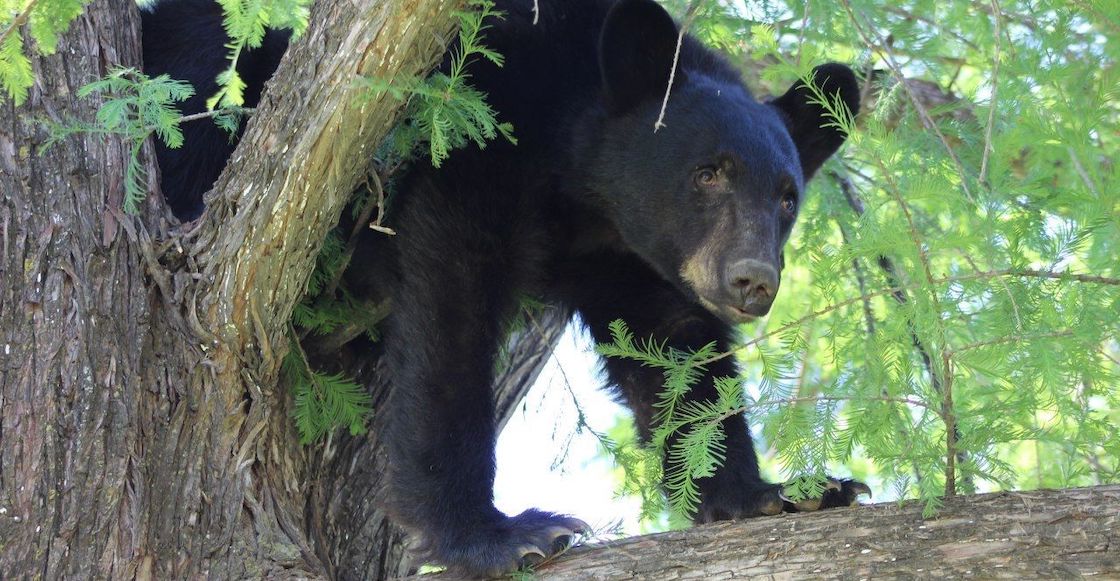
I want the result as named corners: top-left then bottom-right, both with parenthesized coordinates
top-left (1, 0), bottom-right (477, 577)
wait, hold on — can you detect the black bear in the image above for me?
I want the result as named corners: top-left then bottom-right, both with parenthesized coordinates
top-left (143, 0), bottom-right (865, 577)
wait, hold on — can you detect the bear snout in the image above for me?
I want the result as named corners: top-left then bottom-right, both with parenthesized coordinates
top-left (725, 258), bottom-right (779, 316)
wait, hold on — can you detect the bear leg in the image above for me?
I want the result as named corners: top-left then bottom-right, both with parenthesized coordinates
top-left (382, 178), bottom-right (585, 576)
top-left (561, 252), bottom-right (868, 522)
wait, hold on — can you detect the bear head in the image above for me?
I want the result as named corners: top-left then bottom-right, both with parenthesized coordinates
top-left (581, 0), bottom-right (860, 324)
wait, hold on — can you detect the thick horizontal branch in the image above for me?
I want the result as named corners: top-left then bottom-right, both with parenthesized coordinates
top-left (416, 485), bottom-right (1119, 579)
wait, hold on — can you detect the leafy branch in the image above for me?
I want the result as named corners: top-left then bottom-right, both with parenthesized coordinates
top-left (595, 261), bottom-right (1117, 516)
top-left (698, 268), bottom-right (1120, 368)
top-left (1, 0), bottom-right (89, 104)
top-left (283, 330), bottom-right (373, 444)
top-left (357, 0), bottom-right (515, 167)
top-left (39, 68), bottom-right (253, 213)
top-left (40, 68), bottom-right (192, 212)
top-left (206, 0), bottom-right (311, 109)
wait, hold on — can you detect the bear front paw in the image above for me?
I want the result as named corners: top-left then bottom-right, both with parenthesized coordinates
top-left (415, 509), bottom-right (588, 578)
top-left (780, 477), bottom-right (872, 512)
top-left (696, 477), bottom-right (871, 523)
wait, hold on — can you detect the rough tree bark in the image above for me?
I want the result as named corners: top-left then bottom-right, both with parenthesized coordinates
top-left (415, 485), bottom-right (1120, 580)
top-left (0, 0), bottom-right (566, 579)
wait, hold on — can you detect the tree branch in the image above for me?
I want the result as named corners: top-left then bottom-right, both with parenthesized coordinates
top-left (414, 485), bottom-right (1120, 580)
top-left (185, 0), bottom-right (466, 379)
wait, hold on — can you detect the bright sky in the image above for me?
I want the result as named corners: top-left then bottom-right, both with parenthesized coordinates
top-left (492, 321), bottom-right (890, 535)
top-left (493, 321), bottom-right (645, 535)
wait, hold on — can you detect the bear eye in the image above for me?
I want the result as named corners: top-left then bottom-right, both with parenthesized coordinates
top-left (694, 167), bottom-right (718, 188)
top-left (780, 193), bottom-right (798, 215)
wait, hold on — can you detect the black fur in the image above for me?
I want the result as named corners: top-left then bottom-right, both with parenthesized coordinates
top-left (141, 0), bottom-right (288, 220)
top-left (143, 0), bottom-right (862, 576)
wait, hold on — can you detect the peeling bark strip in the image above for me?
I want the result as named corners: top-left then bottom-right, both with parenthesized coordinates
top-left (414, 485), bottom-right (1120, 580)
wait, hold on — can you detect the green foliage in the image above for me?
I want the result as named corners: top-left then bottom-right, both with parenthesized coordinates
top-left (41, 68), bottom-right (195, 213)
top-left (283, 333), bottom-right (373, 444)
top-left (495, 296), bottom-right (552, 374)
top-left (40, 67), bottom-right (257, 213)
top-left (593, 0), bottom-right (1120, 525)
top-left (561, 371), bottom-right (670, 523)
top-left (508, 570), bottom-right (537, 581)
top-left (597, 320), bottom-right (736, 520)
top-left (596, 421), bottom-right (668, 525)
top-left (291, 228), bottom-right (385, 338)
top-left (358, 0), bottom-right (515, 167)
top-left (286, 226), bottom-right (385, 443)
top-left (282, 199), bottom-right (380, 445)
top-left (1, 0), bottom-right (91, 104)
top-left (1, 21), bottom-right (33, 104)
top-left (207, 0), bottom-right (311, 109)
top-left (18, 0), bottom-right (305, 212)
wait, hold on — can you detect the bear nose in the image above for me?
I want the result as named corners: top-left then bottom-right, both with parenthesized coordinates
top-left (726, 259), bottom-right (779, 305)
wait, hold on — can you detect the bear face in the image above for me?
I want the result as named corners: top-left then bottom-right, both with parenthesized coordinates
top-left (585, 79), bottom-right (805, 323)
top-left (576, 0), bottom-right (858, 324)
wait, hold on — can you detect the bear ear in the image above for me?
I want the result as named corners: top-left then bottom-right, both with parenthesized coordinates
top-left (599, 0), bottom-right (681, 115)
top-left (770, 63), bottom-right (860, 180)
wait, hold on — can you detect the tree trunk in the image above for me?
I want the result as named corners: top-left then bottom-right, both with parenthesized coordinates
top-left (1, 3), bottom-right (160, 578)
top-left (1, 0), bottom-right (564, 578)
top-left (411, 485), bottom-right (1120, 580)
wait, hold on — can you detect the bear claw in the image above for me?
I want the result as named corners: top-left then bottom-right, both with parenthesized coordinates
top-left (758, 492), bottom-right (785, 516)
top-left (518, 545), bottom-right (546, 558)
top-left (849, 481), bottom-right (873, 500)
top-left (507, 514), bottom-right (587, 570)
top-left (422, 510), bottom-right (587, 577)
top-left (517, 545), bottom-right (547, 567)
top-left (697, 477), bottom-right (869, 523)
top-left (780, 477), bottom-right (871, 511)
top-left (781, 478), bottom-right (842, 511)
top-left (544, 523), bottom-right (585, 544)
